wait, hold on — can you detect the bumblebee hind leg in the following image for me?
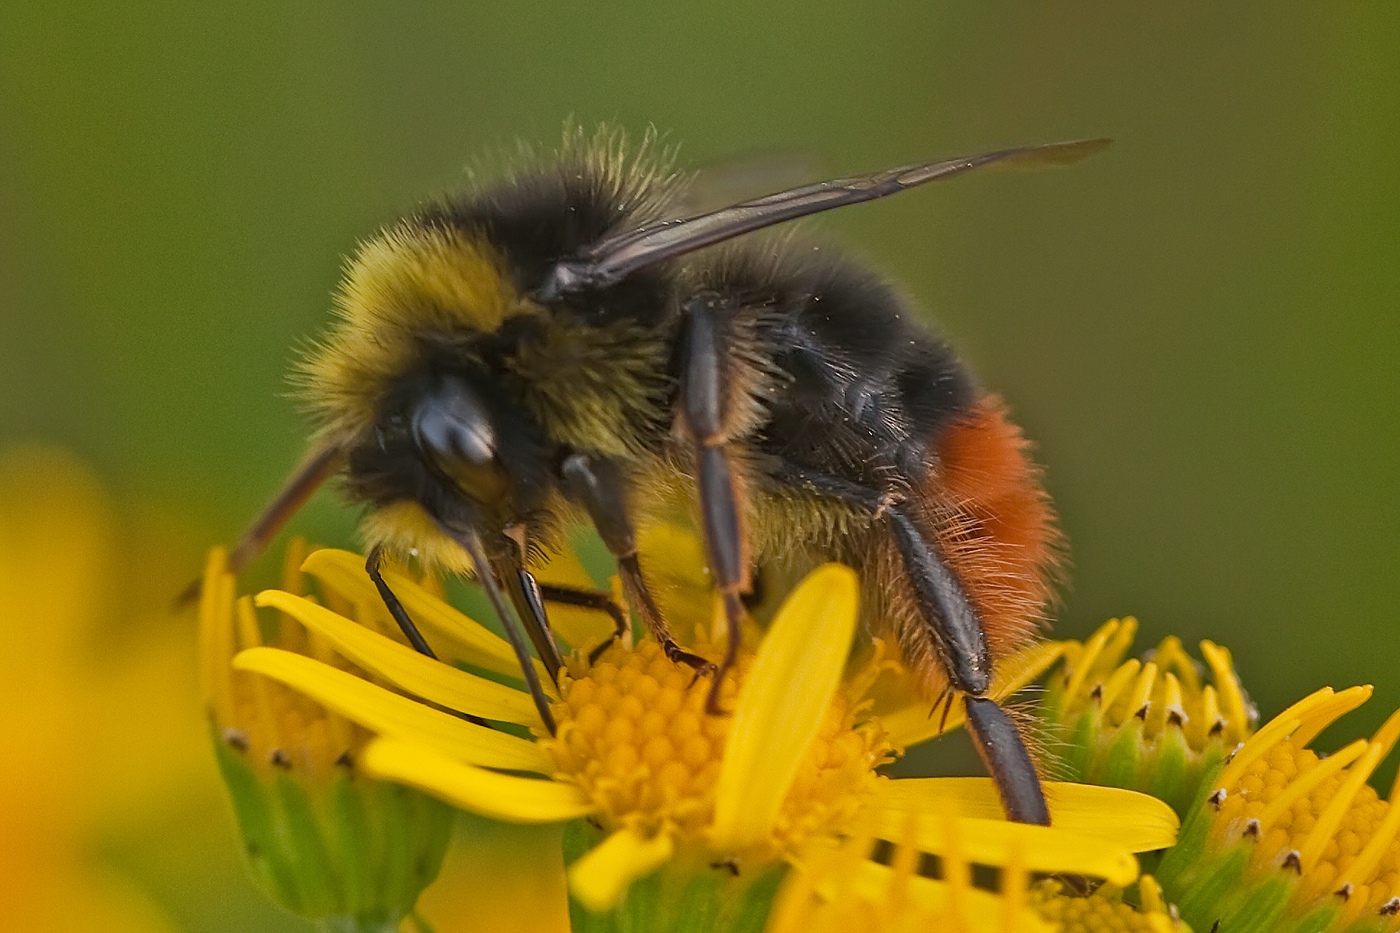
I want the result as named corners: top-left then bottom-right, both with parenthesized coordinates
top-left (772, 463), bottom-right (1050, 826)
top-left (963, 696), bottom-right (1049, 825)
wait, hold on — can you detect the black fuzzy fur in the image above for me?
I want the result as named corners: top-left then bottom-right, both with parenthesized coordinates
top-left (342, 142), bottom-right (980, 560)
top-left (689, 240), bottom-right (977, 489)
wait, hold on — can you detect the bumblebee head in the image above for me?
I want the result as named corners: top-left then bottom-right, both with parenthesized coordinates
top-left (341, 356), bottom-right (556, 562)
top-left (297, 206), bottom-right (674, 573)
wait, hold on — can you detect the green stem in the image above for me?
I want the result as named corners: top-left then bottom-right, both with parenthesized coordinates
top-left (312, 915), bottom-right (403, 933)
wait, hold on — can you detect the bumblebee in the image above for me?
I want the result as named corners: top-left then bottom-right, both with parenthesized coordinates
top-left (217, 127), bottom-right (1108, 826)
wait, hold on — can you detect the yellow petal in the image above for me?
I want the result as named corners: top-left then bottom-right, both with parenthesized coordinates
top-left (567, 827), bottom-right (675, 914)
top-left (879, 640), bottom-right (1066, 748)
top-left (254, 589), bottom-right (543, 728)
top-left (300, 549), bottom-right (524, 678)
top-left (1217, 686), bottom-right (1371, 792)
top-left (870, 777), bottom-right (1179, 854)
top-left (1199, 639), bottom-right (1249, 742)
top-left (861, 808), bottom-right (1139, 885)
top-left (360, 738), bottom-right (597, 823)
top-left (844, 861), bottom-right (1054, 933)
top-left (637, 521), bottom-right (715, 643)
top-left (233, 646), bottom-right (552, 773)
top-left (530, 543), bottom-right (617, 652)
top-left (712, 564), bottom-right (860, 851)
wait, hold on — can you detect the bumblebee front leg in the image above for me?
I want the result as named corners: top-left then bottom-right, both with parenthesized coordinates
top-left (365, 546), bottom-right (489, 727)
top-left (678, 294), bottom-right (752, 715)
top-left (559, 453), bottom-right (716, 676)
top-left (366, 546), bottom-right (439, 659)
top-left (499, 565), bottom-right (565, 681)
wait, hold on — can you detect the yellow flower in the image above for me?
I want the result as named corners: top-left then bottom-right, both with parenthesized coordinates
top-left (1156, 685), bottom-right (1400, 932)
top-left (201, 543), bottom-right (456, 931)
top-left (230, 546), bottom-right (1178, 923)
top-left (1029, 875), bottom-right (1188, 933)
top-left (1042, 617), bottom-right (1256, 816)
top-left (0, 445), bottom-right (207, 933)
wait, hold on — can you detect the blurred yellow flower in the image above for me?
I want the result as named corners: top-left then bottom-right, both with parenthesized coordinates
top-left (767, 813), bottom-right (1190, 933)
top-left (1029, 874), bottom-right (1187, 933)
top-left (0, 445), bottom-right (207, 933)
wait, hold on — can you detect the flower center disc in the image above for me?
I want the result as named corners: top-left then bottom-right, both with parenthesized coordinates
top-left (1216, 739), bottom-right (1397, 906)
top-left (542, 641), bottom-right (894, 853)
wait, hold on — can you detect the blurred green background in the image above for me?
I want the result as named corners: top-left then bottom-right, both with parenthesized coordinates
top-left (3, 4), bottom-right (1398, 930)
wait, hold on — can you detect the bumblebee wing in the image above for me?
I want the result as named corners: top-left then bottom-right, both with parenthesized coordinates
top-left (538, 138), bottom-right (1111, 298)
top-left (677, 149), bottom-right (824, 215)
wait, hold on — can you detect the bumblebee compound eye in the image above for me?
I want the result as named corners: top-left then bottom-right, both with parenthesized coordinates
top-left (414, 377), bottom-right (495, 464)
top-left (412, 376), bottom-right (509, 501)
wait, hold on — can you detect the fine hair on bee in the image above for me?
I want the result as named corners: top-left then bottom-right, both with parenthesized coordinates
top-left (205, 124), bottom-right (1111, 827)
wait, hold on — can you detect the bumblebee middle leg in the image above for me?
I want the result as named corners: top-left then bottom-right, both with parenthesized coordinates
top-left (678, 293), bottom-right (754, 715)
top-left (559, 453), bottom-right (716, 677)
top-left (534, 582), bottom-right (631, 662)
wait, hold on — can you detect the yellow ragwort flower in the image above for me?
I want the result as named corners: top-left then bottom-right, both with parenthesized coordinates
top-left (765, 812), bottom-right (1054, 933)
top-left (0, 445), bottom-right (208, 933)
top-left (231, 546), bottom-right (1179, 921)
top-left (1042, 617), bottom-right (1256, 816)
top-left (1029, 874), bottom-right (1187, 933)
top-left (201, 543), bottom-right (456, 931)
top-left (1157, 685), bottom-right (1400, 932)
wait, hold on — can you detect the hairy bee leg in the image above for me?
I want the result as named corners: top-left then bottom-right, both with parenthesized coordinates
top-left (366, 547), bottom-right (439, 659)
top-left (772, 462), bottom-right (1050, 825)
top-left (679, 295), bottom-right (751, 715)
top-left (885, 507), bottom-right (990, 696)
top-left (534, 583), bottom-right (631, 663)
top-left (772, 463), bottom-right (991, 688)
top-left (559, 454), bottom-right (717, 678)
top-left (964, 697), bottom-right (1051, 825)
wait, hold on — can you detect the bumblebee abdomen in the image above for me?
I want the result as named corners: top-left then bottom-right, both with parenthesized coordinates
top-left (922, 396), bottom-right (1063, 658)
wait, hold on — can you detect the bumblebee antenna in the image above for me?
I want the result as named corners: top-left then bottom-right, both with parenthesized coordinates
top-left (176, 444), bottom-right (344, 605)
top-left (537, 137), bottom-right (1112, 300)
